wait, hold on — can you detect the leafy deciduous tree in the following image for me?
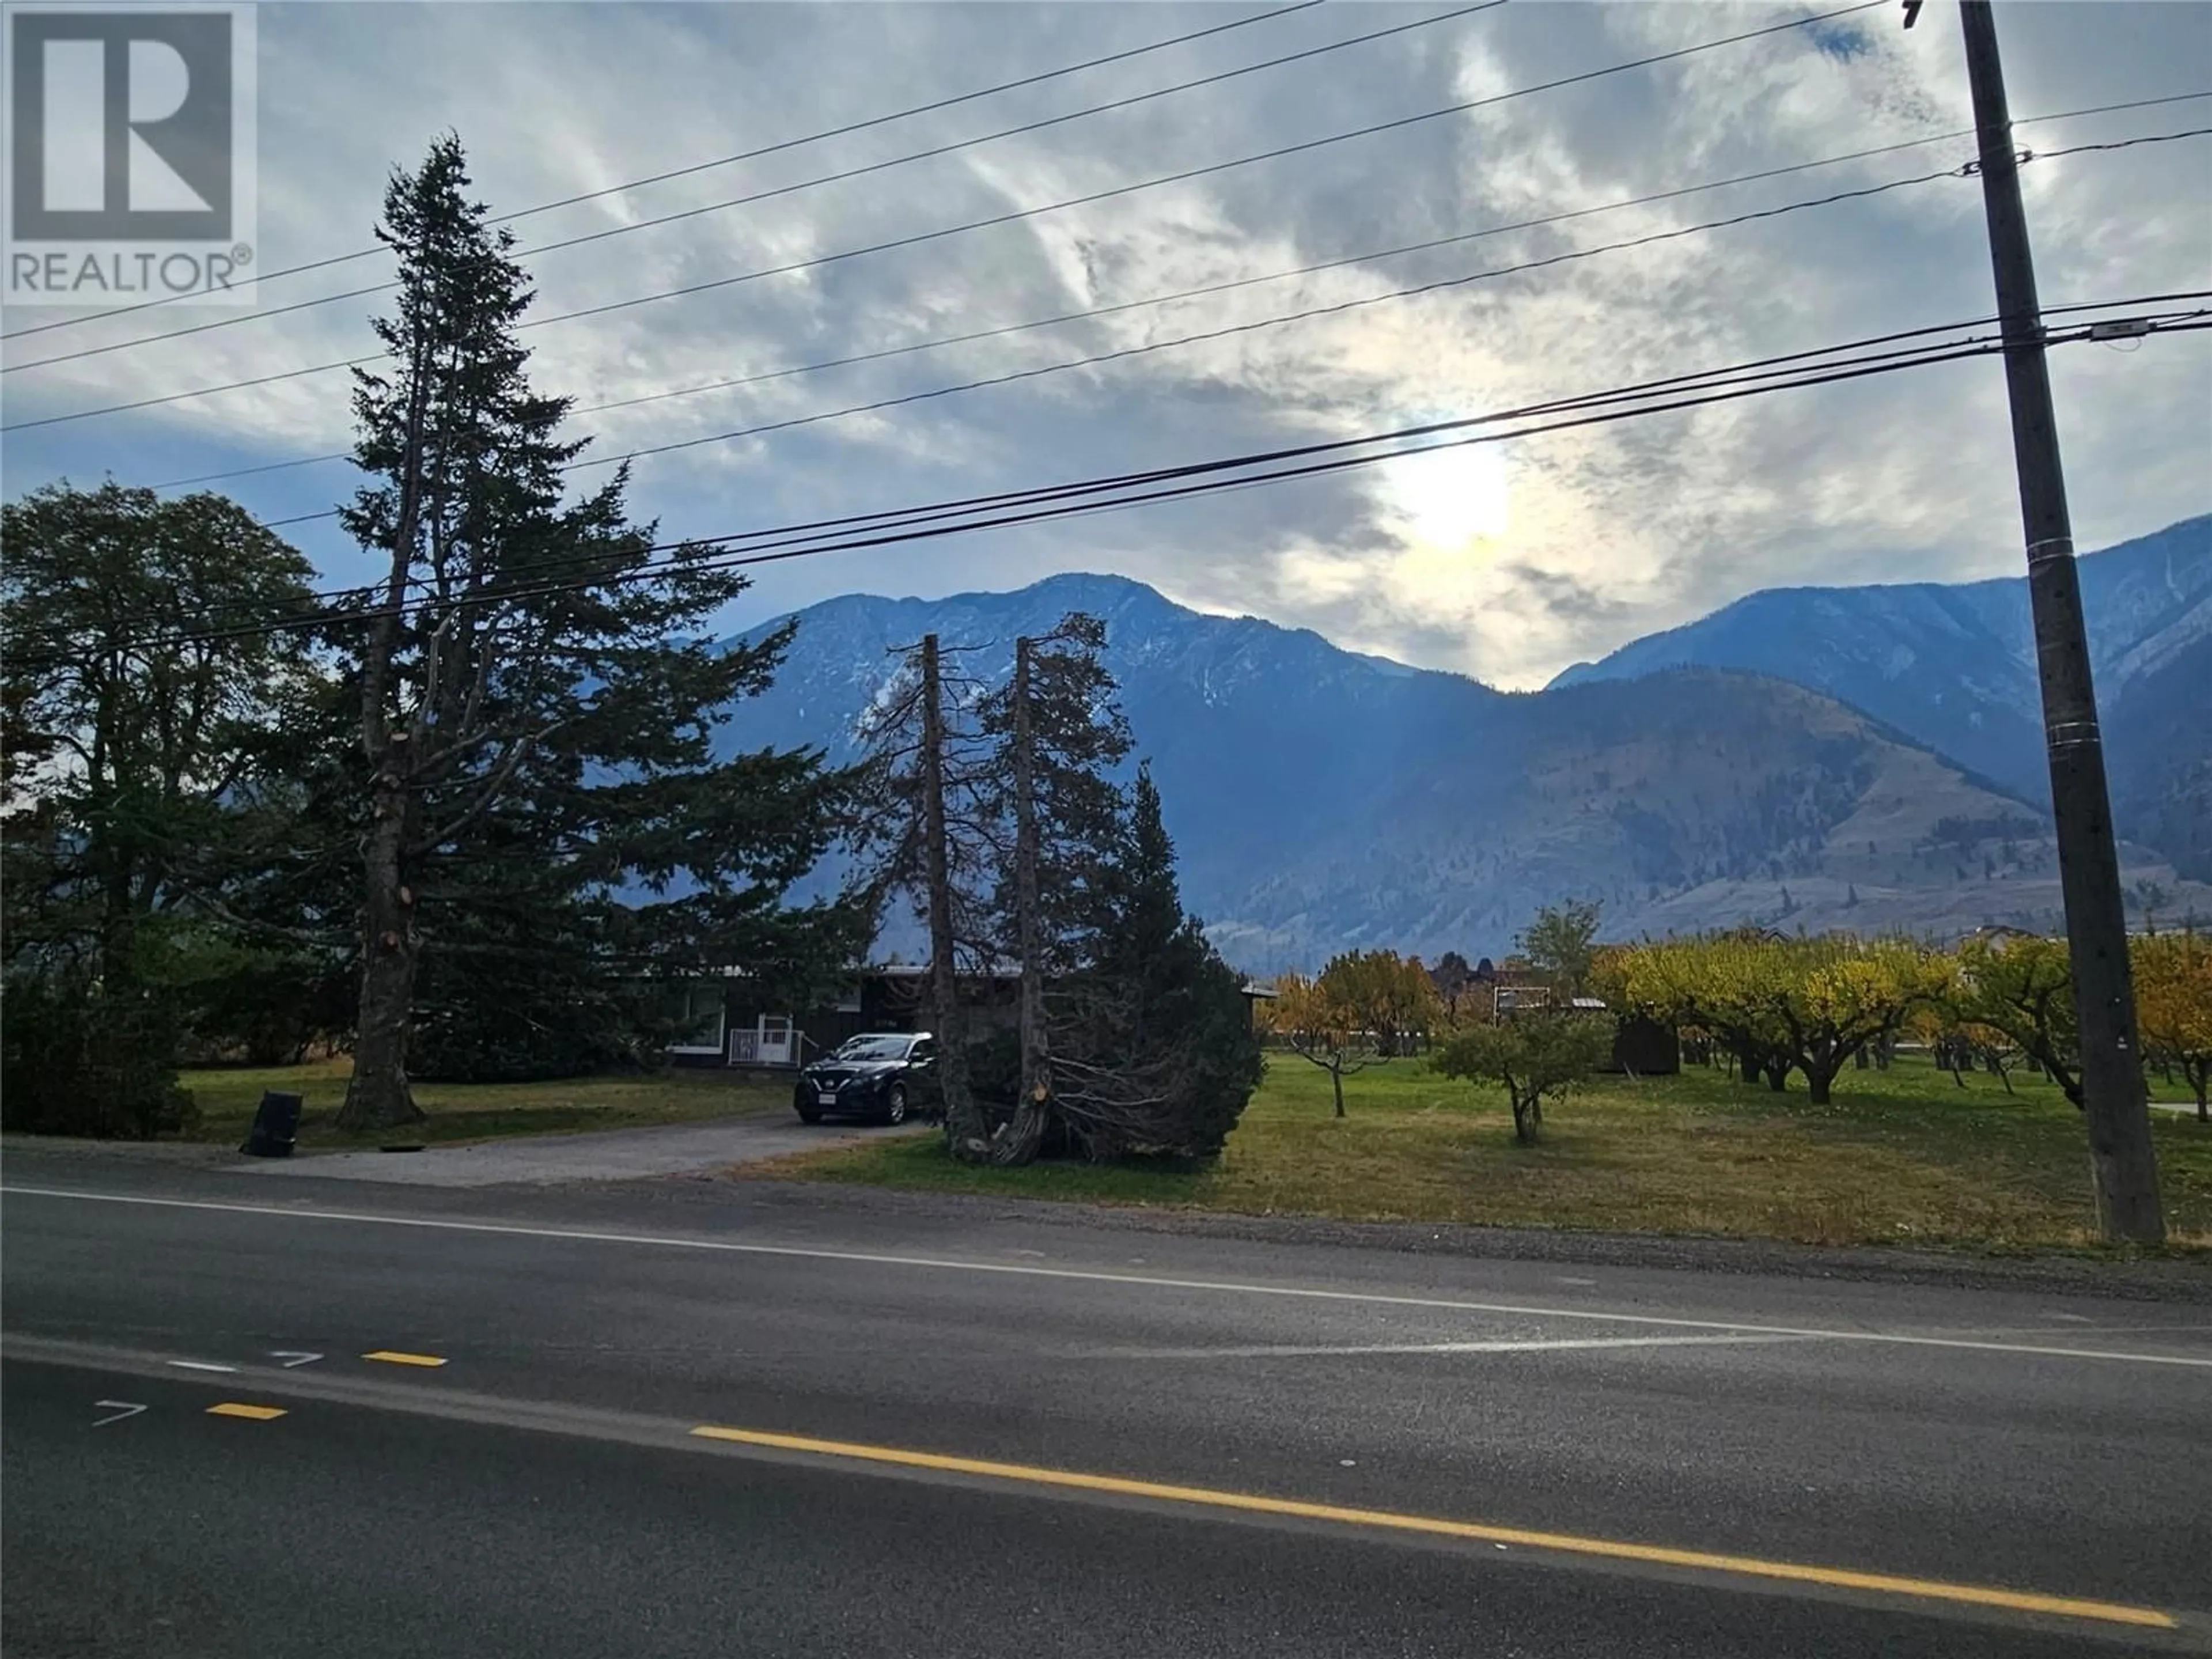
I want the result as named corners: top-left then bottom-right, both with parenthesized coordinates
top-left (2133, 931), bottom-right (2212, 1120)
top-left (1949, 933), bottom-right (2085, 1109)
top-left (1263, 951), bottom-right (1436, 1116)
top-left (1434, 1015), bottom-right (1612, 1143)
top-left (1, 482), bottom-right (317, 1134)
top-left (1518, 899), bottom-right (1603, 1001)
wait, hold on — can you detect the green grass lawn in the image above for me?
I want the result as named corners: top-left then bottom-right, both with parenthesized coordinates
top-left (173, 1058), bottom-right (790, 1150)
top-left (753, 1052), bottom-right (2212, 1255)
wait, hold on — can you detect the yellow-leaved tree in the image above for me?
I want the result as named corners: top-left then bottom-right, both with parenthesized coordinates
top-left (1949, 934), bottom-right (2082, 1108)
top-left (2133, 931), bottom-right (2212, 1121)
top-left (1618, 933), bottom-right (1944, 1104)
top-left (1262, 951), bottom-right (1439, 1118)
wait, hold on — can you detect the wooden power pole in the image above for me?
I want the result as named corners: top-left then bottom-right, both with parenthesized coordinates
top-left (1957, 0), bottom-right (2162, 1241)
top-left (1001, 634), bottom-right (1053, 1164)
top-left (918, 634), bottom-right (979, 1150)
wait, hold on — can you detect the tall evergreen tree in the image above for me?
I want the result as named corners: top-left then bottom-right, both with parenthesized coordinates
top-left (335, 136), bottom-right (862, 1128)
top-left (1054, 764), bottom-right (1263, 1160)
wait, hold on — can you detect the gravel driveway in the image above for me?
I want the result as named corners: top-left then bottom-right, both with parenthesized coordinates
top-left (224, 1113), bottom-right (918, 1188)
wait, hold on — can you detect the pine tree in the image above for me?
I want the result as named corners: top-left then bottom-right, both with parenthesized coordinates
top-left (335, 137), bottom-right (861, 1128)
top-left (1054, 764), bottom-right (1262, 1160)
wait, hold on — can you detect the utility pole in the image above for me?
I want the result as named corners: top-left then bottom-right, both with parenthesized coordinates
top-left (1957, 0), bottom-right (2162, 1241)
top-left (918, 634), bottom-right (979, 1152)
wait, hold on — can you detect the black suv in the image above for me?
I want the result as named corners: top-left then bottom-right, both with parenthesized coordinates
top-left (795, 1032), bottom-right (937, 1125)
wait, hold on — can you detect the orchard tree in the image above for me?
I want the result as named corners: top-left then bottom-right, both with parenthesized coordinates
top-left (1265, 968), bottom-right (1372, 1119)
top-left (1618, 934), bottom-right (1789, 1089)
top-left (2133, 931), bottom-right (2211, 1120)
top-left (1619, 933), bottom-right (1942, 1104)
top-left (1434, 1014), bottom-right (1611, 1143)
top-left (1265, 949), bottom-right (1437, 1115)
top-left (1948, 934), bottom-right (2084, 1108)
top-left (1330, 949), bottom-right (1442, 1058)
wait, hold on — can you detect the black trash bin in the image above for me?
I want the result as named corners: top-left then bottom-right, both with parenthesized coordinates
top-left (240, 1090), bottom-right (303, 1157)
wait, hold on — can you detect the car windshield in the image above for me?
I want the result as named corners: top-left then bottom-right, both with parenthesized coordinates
top-left (832, 1036), bottom-right (910, 1062)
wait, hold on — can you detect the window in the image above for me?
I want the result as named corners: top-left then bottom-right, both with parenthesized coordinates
top-left (834, 984), bottom-right (862, 1013)
top-left (664, 984), bottom-right (725, 1054)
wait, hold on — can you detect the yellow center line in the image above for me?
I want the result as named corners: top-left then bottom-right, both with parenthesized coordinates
top-left (206, 1402), bottom-right (287, 1421)
top-left (688, 1424), bottom-right (2174, 1631)
top-left (361, 1350), bottom-right (447, 1368)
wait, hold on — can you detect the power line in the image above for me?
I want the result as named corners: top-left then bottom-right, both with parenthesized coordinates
top-left (4, 2), bottom-right (1501, 375)
top-left (241, 128), bottom-right (2211, 532)
top-left (73, 323), bottom-right (2209, 660)
top-left (41, 299), bottom-right (2201, 654)
top-left (180, 308), bottom-right (2109, 624)
top-left (238, 158), bottom-right (1969, 529)
top-left (0, 0), bottom-right (1878, 418)
top-left (0, 0), bottom-right (1328, 344)
top-left (134, 89), bottom-right (2212, 495)
top-left (18, 335), bottom-right (2012, 659)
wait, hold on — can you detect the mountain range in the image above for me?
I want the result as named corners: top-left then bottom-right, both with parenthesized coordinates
top-left (718, 516), bottom-right (2212, 974)
top-left (1551, 514), bottom-right (2212, 882)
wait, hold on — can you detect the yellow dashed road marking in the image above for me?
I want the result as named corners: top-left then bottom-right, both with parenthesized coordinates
top-left (206, 1403), bottom-right (287, 1421)
top-left (688, 1424), bottom-right (2175, 1631)
top-left (361, 1351), bottom-right (447, 1368)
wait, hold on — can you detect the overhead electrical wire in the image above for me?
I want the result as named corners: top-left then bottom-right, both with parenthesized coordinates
top-left (0, 0), bottom-right (1877, 403)
top-left (217, 127), bottom-right (2210, 534)
top-left (0, 2), bottom-right (1503, 374)
top-left (70, 316), bottom-right (2212, 662)
top-left (0, 0), bottom-right (1330, 343)
top-left (26, 299), bottom-right (2200, 664)
top-left (131, 88), bottom-right (2212, 494)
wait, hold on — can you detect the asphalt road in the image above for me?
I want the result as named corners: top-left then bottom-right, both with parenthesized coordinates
top-left (4, 1149), bottom-right (2210, 1657)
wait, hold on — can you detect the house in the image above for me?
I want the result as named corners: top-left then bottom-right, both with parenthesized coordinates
top-left (668, 967), bottom-right (1283, 1071)
top-left (1240, 982), bottom-right (1277, 1030)
top-left (661, 965), bottom-right (1013, 1073)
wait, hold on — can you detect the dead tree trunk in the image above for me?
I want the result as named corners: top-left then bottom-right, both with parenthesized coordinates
top-left (993, 635), bottom-right (1050, 1166)
top-left (921, 635), bottom-right (983, 1154)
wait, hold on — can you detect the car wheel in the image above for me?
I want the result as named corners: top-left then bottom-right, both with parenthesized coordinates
top-left (882, 1083), bottom-right (908, 1126)
top-left (796, 1103), bottom-right (823, 1124)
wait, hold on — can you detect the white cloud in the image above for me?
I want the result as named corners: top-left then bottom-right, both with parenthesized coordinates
top-left (3, 1), bottom-right (2205, 683)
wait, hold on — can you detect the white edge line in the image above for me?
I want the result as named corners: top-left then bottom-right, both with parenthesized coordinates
top-left (6, 1184), bottom-right (2210, 1370)
top-left (1113, 1334), bottom-right (1813, 1359)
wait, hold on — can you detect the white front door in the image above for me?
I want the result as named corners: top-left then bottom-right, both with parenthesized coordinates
top-left (757, 1014), bottom-right (794, 1067)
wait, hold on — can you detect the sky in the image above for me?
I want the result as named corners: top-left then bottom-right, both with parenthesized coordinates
top-left (3, 0), bottom-right (2207, 689)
